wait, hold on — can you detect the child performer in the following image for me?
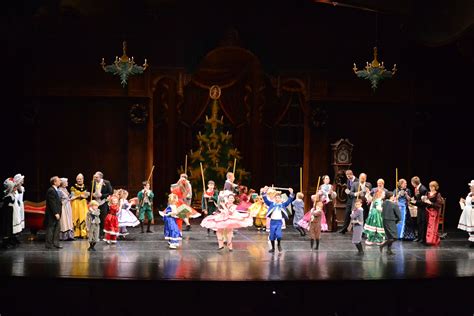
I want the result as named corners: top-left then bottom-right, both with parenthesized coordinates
top-left (163, 193), bottom-right (182, 249)
top-left (138, 181), bottom-right (155, 233)
top-left (86, 200), bottom-right (101, 251)
top-left (262, 186), bottom-right (295, 253)
top-left (201, 192), bottom-right (253, 251)
top-left (309, 201), bottom-right (324, 250)
top-left (249, 195), bottom-right (268, 232)
top-left (103, 195), bottom-right (120, 244)
top-left (380, 192), bottom-right (401, 255)
top-left (351, 199), bottom-right (365, 254)
top-left (292, 192), bottom-right (306, 236)
top-left (202, 180), bottom-right (219, 234)
top-left (117, 189), bottom-right (140, 238)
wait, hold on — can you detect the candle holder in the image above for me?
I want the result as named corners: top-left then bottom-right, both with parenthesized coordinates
top-left (100, 41), bottom-right (148, 87)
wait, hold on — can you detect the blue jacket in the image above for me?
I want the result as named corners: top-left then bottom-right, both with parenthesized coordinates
top-left (263, 193), bottom-right (295, 220)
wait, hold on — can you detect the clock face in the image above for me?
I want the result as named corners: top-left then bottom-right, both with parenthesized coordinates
top-left (337, 149), bottom-right (349, 163)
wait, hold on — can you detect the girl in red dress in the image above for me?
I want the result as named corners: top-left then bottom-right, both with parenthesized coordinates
top-left (104, 195), bottom-right (120, 244)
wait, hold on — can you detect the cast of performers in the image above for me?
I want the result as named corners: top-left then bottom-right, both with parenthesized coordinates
top-left (318, 175), bottom-right (337, 231)
top-left (410, 176), bottom-right (428, 243)
top-left (380, 192), bottom-right (401, 255)
top-left (458, 180), bottom-right (474, 247)
top-left (163, 193), bottom-right (182, 249)
top-left (224, 172), bottom-right (239, 194)
top-left (349, 173), bottom-right (372, 221)
top-left (1, 178), bottom-right (16, 249)
top-left (13, 174), bottom-right (25, 239)
top-left (117, 189), bottom-right (140, 237)
top-left (423, 181), bottom-right (443, 246)
top-left (394, 179), bottom-right (415, 240)
top-left (70, 173), bottom-right (89, 238)
top-left (350, 199), bottom-right (364, 254)
top-left (339, 169), bottom-right (357, 234)
top-left (44, 176), bottom-right (63, 249)
top-left (292, 192), bottom-right (306, 236)
top-left (58, 178), bottom-right (74, 241)
top-left (363, 179), bottom-right (386, 245)
top-left (200, 191), bottom-right (253, 251)
top-left (262, 186), bottom-right (295, 253)
top-left (309, 201), bottom-right (324, 250)
top-left (201, 180), bottom-right (219, 234)
top-left (248, 194), bottom-right (268, 232)
top-left (103, 195), bottom-right (120, 244)
top-left (86, 200), bottom-right (100, 251)
top-left (138, 181), bottom-right (155, 233)
top-left (92, 172), bottom-right (113, 239)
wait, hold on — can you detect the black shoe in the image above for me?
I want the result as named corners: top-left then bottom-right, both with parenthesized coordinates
top-left (218, 247), bottom-right (224, 250)
top-left (268, 248), bottom-right (275, 253)
top-left (469, 242), bottom-right (474, 248)
top-left (338, 230), bottom-right (346, 235)
top-left (207, 229), bottom-right (210, 234)
top-left (146, 230), bottom-right (153, 233)
top-left (54, 245), bottom-right (63, 249)
top-left (277, 244), bottom-right (282, 252)
top-left (45, 245), bottom-right (53, 249)
top-left (185, 225), bottom-right (191, 231)
top-left (88, 247), bottom-right (92, 251)
top-left (387, 249), bottom-right (395, 255)
top-left (228, 249), bottom-right (233, 252)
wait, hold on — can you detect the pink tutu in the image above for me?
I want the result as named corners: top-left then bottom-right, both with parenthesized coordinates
top-left (201, 210), bottom-right (253, 230)
top-left (298, 210), bottom-right (328, 231)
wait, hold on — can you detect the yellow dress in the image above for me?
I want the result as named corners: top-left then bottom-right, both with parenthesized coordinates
top-left (70, 184), bottom-right (89, 238)
top-left (248, 200), bottom-right (268, 228)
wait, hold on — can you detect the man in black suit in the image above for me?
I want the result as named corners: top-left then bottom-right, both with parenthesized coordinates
top-left (410, 176), bottom-right (428, 243)
top-left (338, 169), bottom-right (357, 234)
top-left (348, 173), bottom-right (372, 221)
top-left (44, 176), bottom-right (62, 249)
top-left (92, 171), bottom-right (113, 239)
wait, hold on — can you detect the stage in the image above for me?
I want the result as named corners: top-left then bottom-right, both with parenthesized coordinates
top-left (1, 224), bottom-right (473, 315)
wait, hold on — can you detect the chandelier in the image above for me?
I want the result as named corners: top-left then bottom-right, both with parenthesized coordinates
top-left (100, 41), bottom-right (148, 87)
top-left (353, 47), bottom-right (397, 91)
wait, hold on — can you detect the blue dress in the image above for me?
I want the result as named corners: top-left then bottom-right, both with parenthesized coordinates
top-left (163, 205), bottom-right (182, 247)
top-left (394, 188), bottom-right (416, 240)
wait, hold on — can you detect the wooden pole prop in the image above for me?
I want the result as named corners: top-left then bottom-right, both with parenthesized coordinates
top-left (395, 167), bottom-right (398, 200)
top-left (90, 178), bottom-right (95, 203)
top-left (200, 162), bottom-right (208, 211)
top-left (184, 155), bottom-right (188, 175)
top-left (300, 167), bottom-right (303, 193)
top-left (313, 176), bottom-right (321, 207)
top-left (233, 158), bottom-right (237, 175)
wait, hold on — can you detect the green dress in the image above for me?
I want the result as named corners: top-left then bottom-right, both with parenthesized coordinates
top-left (364, 198), bottom-right (386, 244)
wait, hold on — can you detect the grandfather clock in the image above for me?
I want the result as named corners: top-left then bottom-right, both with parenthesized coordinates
top-left (331, 139), bottom-right (354, 228)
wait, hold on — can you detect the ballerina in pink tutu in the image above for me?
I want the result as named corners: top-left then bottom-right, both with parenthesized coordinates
top-left (201, 191), bottom-right (253, 251)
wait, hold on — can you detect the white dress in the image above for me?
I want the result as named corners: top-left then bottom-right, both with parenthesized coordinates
top-left (15, 187), bottom-right (25, 230)
top-left (118, 199), bottom-right (140, 228)
top-left (458, 193), bottom-right (474, 241)
top-left (12, 191), bottom-right (23, 234)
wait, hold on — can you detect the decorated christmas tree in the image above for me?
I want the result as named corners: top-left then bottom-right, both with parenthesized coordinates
top-left (178, 96), bottom-right (250, 206)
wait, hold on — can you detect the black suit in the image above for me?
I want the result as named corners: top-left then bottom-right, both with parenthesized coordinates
top-left (94, 180), bottom-right (113, 237)
top-left (349, 181), bottom-right (373, 221)
top-left (44, 186), bottom-right (62, 248)
top-left (381, 200), bottom-right (401, 240)
top-left (339, 177), bottom-right (356, 233)
top-left (411, 184), bottom-right (428, 242)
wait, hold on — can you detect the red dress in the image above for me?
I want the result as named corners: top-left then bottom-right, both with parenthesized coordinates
top-left (425, 192), bottom-right (443, 246)
top-left (104, 204), bottom-right (119, 242)
top-left (168, 186), bottom-right (198, 230)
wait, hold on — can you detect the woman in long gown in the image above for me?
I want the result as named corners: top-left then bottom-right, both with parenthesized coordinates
top-left (70, 173), bottom-right (89, 238)
top-left (364, 180), bottom-right (386, 245)
top-left (394, 179), bottom-right (416, 240)
top-left (424, 181), bottom-right (443, 246)
top-left (58, 178), bottom-right (74, 241)
top-left (458, 180), bottom-right (474, 247)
